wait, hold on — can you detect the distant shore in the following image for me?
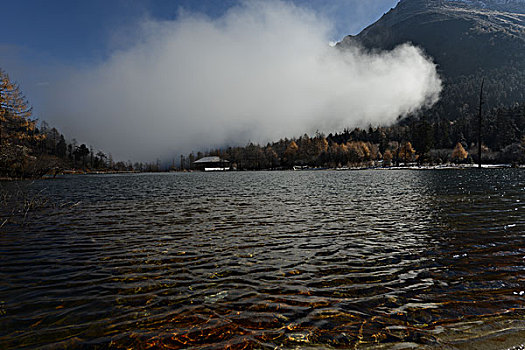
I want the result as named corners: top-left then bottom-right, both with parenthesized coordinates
top-left (1, 164), bottom-right (523, 181)
top-left (283, 163), bottom-right (523, 171)
top-left (0, 169), bottom-right (139, 181)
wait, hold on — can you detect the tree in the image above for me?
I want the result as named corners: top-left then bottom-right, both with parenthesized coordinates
top-left (56, 135), bottom-right (67, 158)
top-left (188, 153), bottom-right (195, 170)
top-left (283, 140), bottom-right (299, 167)
top-left (264, 146), bottom-right (279, 169)
top-left (399, 141), bottom-right (416, 165)
top-left (383, 149), bottom-right (393, 166)
top-left (96, 151), bottom-right (107, 168)
top-left (73, 144), bottom-right (89, 168)
top-left (0, 68), bottom-right (45, 177)
top-left (0, 69), bottom-right (42, 147)
top-left (388, 141), bottom-right (400, 166)
top-left (411, 120), bottom-right (434, 164)
top-left (451, 142), bottom-right (468, 163)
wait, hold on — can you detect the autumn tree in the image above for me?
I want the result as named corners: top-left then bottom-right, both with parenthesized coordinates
top-left (451, 142), bottom-right (468, 163)
top-left (386, 141), bottom-right (400, 166)
top-left (346, 141), bottom-right (369, 164)
top-left (399, 141), bottom-right (416, 165)
top-left (383, 149), bottom-right (393, 166)
top-left (0, 68), bottom-right (46, 177)
top-left (264, 146), bottom-right (279, 169)
top-left (0, 69), bottom-right (42, 146)
top-left (331, 142), bottom-right (348, 167)
top-left (283, 140), bottom-right (299, 167)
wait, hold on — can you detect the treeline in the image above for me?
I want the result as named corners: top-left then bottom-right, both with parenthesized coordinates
top-left (0, 68), bottom-right (150, 178)
top-left (37, 119), bottom-right (171, 174)
top-left (2, 66), bottom-right (524, 177)
top-left (182, 104), bottom-right (525, 170)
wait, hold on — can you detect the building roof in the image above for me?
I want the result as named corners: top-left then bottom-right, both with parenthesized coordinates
top-left (194, 156), bottom-right (229, 164)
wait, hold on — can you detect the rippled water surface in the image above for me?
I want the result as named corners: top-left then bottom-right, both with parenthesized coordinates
top-left (1, 170), bottom-right (524, 349)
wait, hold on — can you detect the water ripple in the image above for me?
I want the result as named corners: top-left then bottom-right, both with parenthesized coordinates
top-left (1, 169), bottom-right (524, 349)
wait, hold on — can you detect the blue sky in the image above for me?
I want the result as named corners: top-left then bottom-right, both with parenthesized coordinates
top-left (3, 0), bottom-right (399, 65)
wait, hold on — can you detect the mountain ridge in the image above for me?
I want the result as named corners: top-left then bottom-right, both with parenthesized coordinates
top-left (443, 0), bottom-right (525, 13)
top-left (340, 0), bottom-right (524, 74)
top-left (338, 0), bottom-right (524, 120)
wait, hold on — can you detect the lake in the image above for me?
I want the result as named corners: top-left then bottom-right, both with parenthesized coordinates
top-left (0, 169), bottom-right (524, 349)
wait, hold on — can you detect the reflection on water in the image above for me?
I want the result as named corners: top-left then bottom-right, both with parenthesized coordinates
top-left (0, 169), bottom-right (524, 349)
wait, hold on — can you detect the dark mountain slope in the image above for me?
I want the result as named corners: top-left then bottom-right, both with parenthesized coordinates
top-left (339, 0), bottom-right (525, 120)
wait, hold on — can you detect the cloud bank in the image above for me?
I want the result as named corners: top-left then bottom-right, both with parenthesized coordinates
top-left (45, 1), bottom-right (441, 161)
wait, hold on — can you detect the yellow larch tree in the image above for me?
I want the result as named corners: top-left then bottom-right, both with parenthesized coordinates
top-left (1, 68), bottom-right (45, 177)
top-left (451, 142), bottom-right (468, 163)
top-left (399, 141), bottom-right (416, 164)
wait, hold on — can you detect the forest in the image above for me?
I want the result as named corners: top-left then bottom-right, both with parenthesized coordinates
top-left (181, 104), bottom-right (525, 171)
top-left (183, 70), bottom-right (525, 170)
top-left (0, 68), bottom-right (163, 179)
top-left (1, 66), bottom-right (524, 178)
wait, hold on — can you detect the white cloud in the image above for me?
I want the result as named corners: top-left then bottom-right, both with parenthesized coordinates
top-left (44, 0), bottom-right (441, 161)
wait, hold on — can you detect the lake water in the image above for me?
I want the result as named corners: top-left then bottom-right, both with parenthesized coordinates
top-left (0, 169), bottom-right (524, 349)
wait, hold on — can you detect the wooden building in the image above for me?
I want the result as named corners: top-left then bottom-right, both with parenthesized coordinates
top-left (193, 156), bottom-right (231, 171)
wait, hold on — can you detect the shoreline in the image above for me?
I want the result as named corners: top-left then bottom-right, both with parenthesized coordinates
top-left (0, 170), bottom-right (139, 181)
top-left (1, 164), bottom-right (523, 181)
